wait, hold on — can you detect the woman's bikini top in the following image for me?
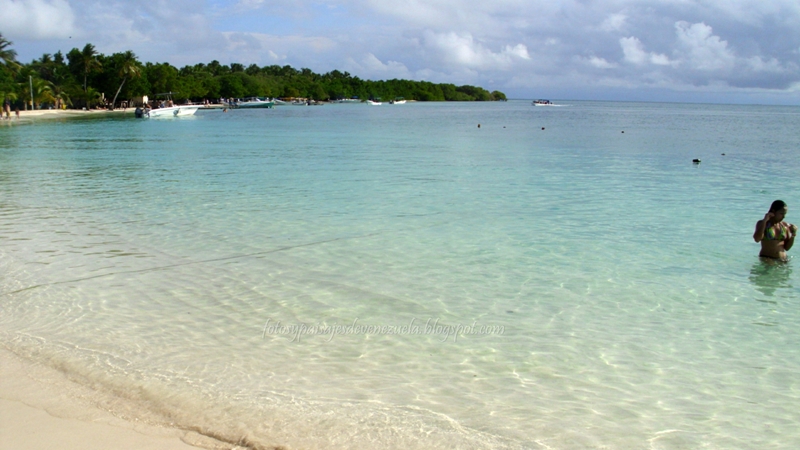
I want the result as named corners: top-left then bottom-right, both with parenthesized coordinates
top-left (764, 222), bottom-right (789, 241)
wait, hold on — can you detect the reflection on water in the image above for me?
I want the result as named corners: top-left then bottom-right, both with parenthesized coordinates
top-left (749, 258), bottom-right (793, 297)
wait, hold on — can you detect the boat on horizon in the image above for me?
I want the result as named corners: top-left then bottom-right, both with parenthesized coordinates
top-left (389, 97), bottom-right (406, 104)
top-left (532, 99), bottom-right (554, 106)
top-left (367, 98), bottom-right (382, 105)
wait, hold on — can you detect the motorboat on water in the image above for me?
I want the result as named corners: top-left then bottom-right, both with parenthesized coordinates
top-left (389, 97), bottom-right (406, 104)
top-left (532, 99), bottom-right (554, 106)
top-left (366, 99), bottom-right (382, 105)
top-left (143, 104), bottom-right (200, 117)
top-left (135, 92), bottom-right (200, 118)
top-left (226, 97), bottom-right (274, 109)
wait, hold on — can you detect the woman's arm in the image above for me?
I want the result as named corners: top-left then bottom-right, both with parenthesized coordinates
top-left (786, 223), bottom-right (798, 250)
top-left (754, 213), bottom-right (772, 242)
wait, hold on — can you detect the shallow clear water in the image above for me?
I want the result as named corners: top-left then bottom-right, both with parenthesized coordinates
top-left (2, 101), bottom-right (800, 449)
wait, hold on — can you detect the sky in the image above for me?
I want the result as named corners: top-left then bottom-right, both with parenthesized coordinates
top-left (2, 0), bottom-right (800, 104)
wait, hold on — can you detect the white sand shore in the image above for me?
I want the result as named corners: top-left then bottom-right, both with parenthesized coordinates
top-left (0, 108), bottom-right (131, 124)
top-left (0, 348), bottom-right (229, 450)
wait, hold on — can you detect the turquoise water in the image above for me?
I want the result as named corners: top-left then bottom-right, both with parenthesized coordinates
top-left (2, 101), bottom-right (800, 449)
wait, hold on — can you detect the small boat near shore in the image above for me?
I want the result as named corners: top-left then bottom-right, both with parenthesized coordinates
top-left (367, 99), bottom-right (382, 105)
top-left (389, 97), bottom-right (406, 104)
top-left (228, 97), bottom-right (275, 109)
top-left (290, 99), bottom-right (324, 106)
top-left (331, 98), bottom-right (361, 104)
top-left (142, 105), bottom-right (200, 118)
top-left (532, 99), bottom-right (554, 106)
top-left (135, 92), bottom-right (200, 118)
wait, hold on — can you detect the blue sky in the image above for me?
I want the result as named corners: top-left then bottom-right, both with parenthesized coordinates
top-left (2, 0), bottom-right (800, 104)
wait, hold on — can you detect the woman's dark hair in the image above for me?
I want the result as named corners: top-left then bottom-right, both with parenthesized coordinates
top-left (770, 200), bottom-right (787, 212)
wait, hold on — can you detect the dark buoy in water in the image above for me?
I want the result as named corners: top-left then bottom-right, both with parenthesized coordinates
top-left (721, 153), bottom-right (726, 156)
top-left (477, 124), bottom-right (481, 128)
top-left (693, 159), bottom-right (701, 164)
top-left (541, 127), bottom-right (545, 130)
top-left (621, 131), bottom-right (624, 133)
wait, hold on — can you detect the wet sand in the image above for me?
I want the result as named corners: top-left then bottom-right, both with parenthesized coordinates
top-left (0, 348), bottom-right (219, 450)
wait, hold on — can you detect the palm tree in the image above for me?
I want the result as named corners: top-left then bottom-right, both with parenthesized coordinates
top-left (50, 82), bottom-right (71, 109)
top-left (49, 65), bottom-right (73, 109)
top-left (31, 78), bottom-right (55, 109)
top-left (110, 51), bottom-right (141, 109)
top-left (84, 87), bottom-right (102, 109)
top-left (0, 88), bottom-right (16, 117)
top-left (0, 33), bottom-right (19, 71)
top-left (20, 76), bottom-right (54, 110)
top-left (0, 33), bottom-right (20, 114)
top-left (33, 53), bottom-right (55, 81)
top-left (79, 43), bottom-right (102, 93)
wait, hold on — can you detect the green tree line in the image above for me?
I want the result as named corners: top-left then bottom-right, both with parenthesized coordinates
top-left (0, 35), bottom-right (507, 111)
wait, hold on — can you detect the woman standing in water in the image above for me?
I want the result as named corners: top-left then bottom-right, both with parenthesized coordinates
top-left (754, 200), bottom-right (798, 260)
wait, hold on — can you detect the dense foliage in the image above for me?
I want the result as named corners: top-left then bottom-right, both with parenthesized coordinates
top-left (0, 36), bottom-right (506, 110)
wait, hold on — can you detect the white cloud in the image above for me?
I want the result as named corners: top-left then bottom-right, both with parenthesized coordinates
top-left (601, 13), bottom-right (627, 32)
top-left (674, 21), bottom-right (735, 71)
top-left (422, 31), bottom-right (529, 70)
top-left (218, 32), bottom-right (337, 66)
top-left (345, 53), bottom-right (412, 79)
top-left (649, 53), bottom-right (671, 66)
top-left (581, 55), bottom-right (617, 69)
top-left (0, 0), bottom-right (75, 39)
top-left (504, 44), bottom-right (530, 60)
top-left (746, 56), bottom-right (786, 73)
top-left (620, 36), bottom-right (672, 66)
top-left (620, 36), bottom-right (647, 64)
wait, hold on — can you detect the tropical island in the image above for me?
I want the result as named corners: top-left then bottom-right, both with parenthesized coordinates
top-left (0, 34), bottom-right (507, 112)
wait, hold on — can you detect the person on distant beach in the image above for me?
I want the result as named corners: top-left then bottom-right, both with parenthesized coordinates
top-left (754, 200), bottom-right (797, 260)
top-left (15, 107), bottom-right (19, 119)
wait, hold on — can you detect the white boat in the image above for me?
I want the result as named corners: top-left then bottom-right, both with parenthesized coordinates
top-left (532, 99), bottom-right (554, 106)
top-left (229, 97), bottom-right (274, 109)
top-left (137, 92), bottom-right (200, 118)
top-left (144, 105), bottom-right (200, 118)
top-left (367, 99), bottom-right (382, 105)
top-left (243, 98), bottom-right (274, 108)
top-left (389, 98), bottom-right (406, 104)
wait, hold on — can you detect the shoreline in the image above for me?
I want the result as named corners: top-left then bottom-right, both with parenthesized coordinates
top-left (0, 347), bottom-right (223, 450)
top-left (0, 106), bottom-right (229, 125)
top-left (0, 108), bottom-right (131, 125)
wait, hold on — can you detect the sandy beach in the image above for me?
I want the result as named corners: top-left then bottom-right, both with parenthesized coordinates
top-left (0, 108), bottom-right (132, 124)
top-left (0, 348), bottom-right (228, 450)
